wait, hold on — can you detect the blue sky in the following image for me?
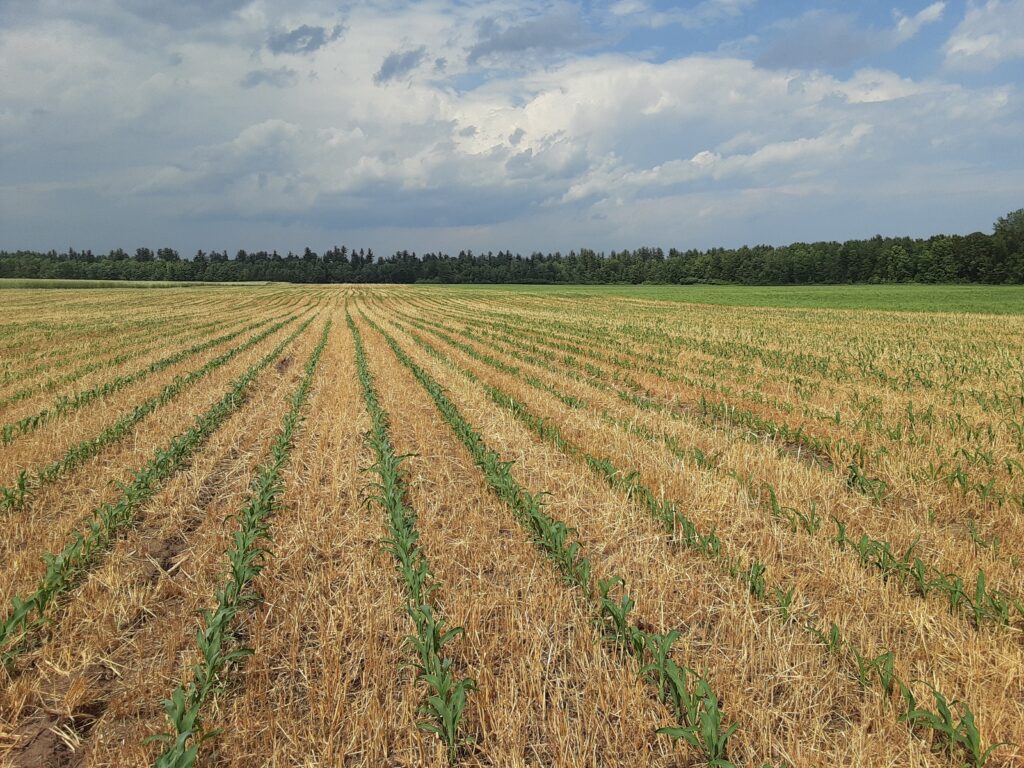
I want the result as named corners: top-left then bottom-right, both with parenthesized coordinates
top-left (1, 0), bottom-right (1022, 255)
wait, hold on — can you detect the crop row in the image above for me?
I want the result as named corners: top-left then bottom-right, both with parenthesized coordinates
top-left (0, 316), bottom-right (299, 512)
top-left (0, 316), bottom-right (314, 664)
top-left (390, 306), bottom-right (1023, 622)
top-left (153, 320), bottom-right (330, 767)
top-left (0, 315), bottom-right (242, 411)
top-left (417, 297), bottom-right (1023, 508)
top-left (373, 310), bottom-right (1009, 768)
top-left (0, 315), bottom-right (278, 447)
top-left (363, 314), bottom-right (745, 767)
top-left (348, 311), bottom-right (474, 762)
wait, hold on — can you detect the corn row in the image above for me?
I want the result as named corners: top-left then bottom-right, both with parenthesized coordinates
top-left (151, 321), bottom-right (330, 768)
top-left (0, 316), bottom-right (298, 512)
top-left (0, 315), bottom-right (234, 410)
top-left (394, 309), bottom-right (1024, 631)
top-left (0, 316), bottom-right (279, 447)
top-left (0, 317), bottom-right (314, 664)
top-left (348, 311), bottom-right (474, 763)
top-left (365, 314), bottom-right (742, 766)
top-left (0, 309), bottom-right (224, 389)
top-left (389, 315), bottom-right (1010, 768)
top-left (431, 302), bottom-right (1023, 513)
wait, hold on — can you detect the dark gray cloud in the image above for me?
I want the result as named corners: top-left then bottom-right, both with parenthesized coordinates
top-left (374, 46), bottom-right (428, 84)
top-left (267, 23), bottom-right (345, 55)
top-left (467, 10), bottom-right (591, 64)
top-left (240, 67), bottom-right (298, 88)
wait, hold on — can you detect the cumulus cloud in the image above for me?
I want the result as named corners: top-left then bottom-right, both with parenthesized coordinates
top-left (267, 23), bottom-right (345, 55)
top-left (945, 0), bottom-right (1024, 70)
top-left (0, 0), bottom-right (1021, 254)
top-left (374, 46), bottom-right (428, 84)
top-left (894, 2), bottom-right (946, 42)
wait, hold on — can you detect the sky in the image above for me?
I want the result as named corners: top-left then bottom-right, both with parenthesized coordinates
top-left (1, 0), bottom-right (1022, 255)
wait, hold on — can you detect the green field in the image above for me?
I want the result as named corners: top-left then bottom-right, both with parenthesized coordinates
top-left (442, 283), bottom-right (1024, 314)
top-left (3, 278), bottom-right (1020, 313)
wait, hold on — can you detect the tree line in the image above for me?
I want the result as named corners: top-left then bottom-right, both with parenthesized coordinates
top-left (2, 210), bottom-right (1021, 285)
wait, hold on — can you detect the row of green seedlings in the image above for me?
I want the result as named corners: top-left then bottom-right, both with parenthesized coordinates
top-left (394, 311), bottom-right (1024, 630)
top-left (623, 409), bottom-right (1021, 630)
top-left (763, 488), bottom-right (1023, 629)
top-left (0, 313), bottom-right (215, 393)
top-left (387, 306), bottom-right (843, 476)
top-left (409, 299), bottom-right (833, 434)
top-left (0, 306), bottom-right (203, 374)
top-left (0, 313), bottom-right (235, 409)
top-left (152, 320), bottom-right (330, 768)
top-left (428, 298), bottom-right (983, 456)
top-left (0, 315), bottom-right (279, 447)
top-left (499, 308), bottom-right (1021, 509)
top-left (416, 301), bottom-right (1024, 633)
top-left (415, 301), bottom-right (1015, 508)
top-left (702, 396), bottom-right (1017, 510)
top-left (429, 308), bottom-right (874, 481)
top-left (362, 314), bottom-right (744, 767)
top-left (386, 314), bottom-right (1010, 768)
top-left (0, 318), bottom-right (315, 666)
top-left (0, 288), bottom-right (318, 401)
top-left (409, 302), bottom-right (982, 500)
top-left (392, 310), bottom-right (853, 497)
top-left (348, 312), bottom-right (474, 763)
top-left (0, 316), bottom-right (299, 512)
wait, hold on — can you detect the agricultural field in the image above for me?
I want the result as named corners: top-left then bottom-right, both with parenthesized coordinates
top-left (0, 283), bottom-right (1022, 768)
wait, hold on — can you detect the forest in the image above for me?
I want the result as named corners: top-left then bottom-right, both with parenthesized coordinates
top-left (2, 210), bottom-right (1021, 285)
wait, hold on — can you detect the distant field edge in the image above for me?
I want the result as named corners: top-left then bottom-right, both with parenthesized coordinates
top-left (422, 283), bottom-right (1024, 314)
top-left (3, 278), bottom-right (1021, 313)
top-left (0, 278), bottom-right (270, 289)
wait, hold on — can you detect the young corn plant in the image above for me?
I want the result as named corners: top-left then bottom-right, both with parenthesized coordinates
top-left (0, 318), bottom-right (315, 665)
top-left (657, 670), bottom-right (740, 768)
top-left (901, 685), bottom-right (1013, 768)
top-left (152, 321), bottom-right (329, 768)
top-left (348, 312), bottom-right (474, 764)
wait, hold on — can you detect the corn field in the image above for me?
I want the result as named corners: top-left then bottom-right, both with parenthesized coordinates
top-left (0, 284), bottom-right (1021, 767)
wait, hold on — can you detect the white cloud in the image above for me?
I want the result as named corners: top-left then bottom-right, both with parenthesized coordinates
top-left (894, 1), bottom-right (946, 42)
top-left (0, 1), bottom-right (1021, 253)
top-left (945, 0), bottom-right (1024, 70)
